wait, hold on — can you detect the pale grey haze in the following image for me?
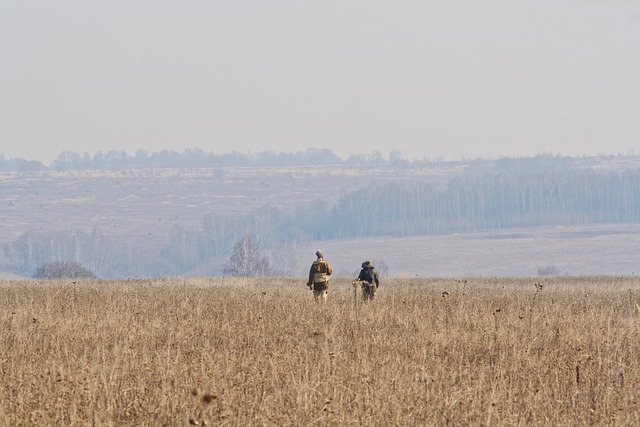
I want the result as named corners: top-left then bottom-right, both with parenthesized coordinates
top-left (1, 0), bottom-right (639, 164)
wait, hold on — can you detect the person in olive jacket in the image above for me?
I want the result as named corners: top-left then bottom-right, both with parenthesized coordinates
top-left (307, 249), bottom-right (333, 303)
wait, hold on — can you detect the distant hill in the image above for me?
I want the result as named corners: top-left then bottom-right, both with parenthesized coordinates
top-left (2, 153), bottom-right (640, 278)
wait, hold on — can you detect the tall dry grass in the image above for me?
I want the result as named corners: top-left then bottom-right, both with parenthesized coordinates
top-left (1, 276), bottom-right (640, 426)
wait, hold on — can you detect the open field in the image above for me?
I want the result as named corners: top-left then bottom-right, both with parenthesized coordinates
top-left (0, 167), bottom-right (334, 251)
top-left (293, 223), bottom-right (640, 277)
top-left (2, 277), bottom-right (640, 426)
top-left (0, 165), bottom-right (456, 247)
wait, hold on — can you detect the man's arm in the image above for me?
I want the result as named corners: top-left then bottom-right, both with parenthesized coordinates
top-left (307, 266), bottom-right (314, 285)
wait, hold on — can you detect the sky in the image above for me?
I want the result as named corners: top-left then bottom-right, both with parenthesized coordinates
top-left (1, 0), bottom-right (639, 164)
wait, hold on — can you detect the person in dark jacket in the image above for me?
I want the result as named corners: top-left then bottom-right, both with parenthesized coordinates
top-left (357, 260), bottom-right (380, 301)
top-left (307, 250), bottom-right (333, 303)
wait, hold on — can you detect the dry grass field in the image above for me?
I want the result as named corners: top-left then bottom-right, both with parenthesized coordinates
top-left (1, 276), bottom-right (640, 426)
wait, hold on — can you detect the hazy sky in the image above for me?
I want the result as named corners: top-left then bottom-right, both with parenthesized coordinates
top-left (1, 0), bottom-right (639, 164)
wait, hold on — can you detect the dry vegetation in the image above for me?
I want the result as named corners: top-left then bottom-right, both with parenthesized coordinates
top-left (1, 276), bottom-right (640, 426)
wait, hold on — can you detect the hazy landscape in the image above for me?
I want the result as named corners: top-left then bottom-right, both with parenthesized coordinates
top-left (3, 0), bottom-right (639, 424)
top-left (2, 152), bottom-right (640, 279)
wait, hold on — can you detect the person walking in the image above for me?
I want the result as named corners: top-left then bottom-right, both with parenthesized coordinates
top-left (307, 250), bottom-right (333, 303)
top-left (356, 260), bottom-right (380, 301)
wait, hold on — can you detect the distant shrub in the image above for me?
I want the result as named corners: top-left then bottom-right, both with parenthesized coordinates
top-left (538, 265), bottom-right (562, 276)
top-left (34, 261), bottom-right (97, 279)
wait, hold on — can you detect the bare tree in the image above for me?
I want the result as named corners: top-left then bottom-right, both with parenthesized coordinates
top-left (223, 235), bottom-right (273, 277)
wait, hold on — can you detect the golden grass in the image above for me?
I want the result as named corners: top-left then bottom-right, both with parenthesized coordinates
top-left (1, 276), bottom-right (640, 426)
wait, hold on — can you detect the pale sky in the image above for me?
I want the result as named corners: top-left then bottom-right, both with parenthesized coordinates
top-left (1, 0), bottom-right (639, 164)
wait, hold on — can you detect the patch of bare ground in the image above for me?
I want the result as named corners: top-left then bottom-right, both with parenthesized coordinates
top-left (1, 276), bottom-right (639, 425)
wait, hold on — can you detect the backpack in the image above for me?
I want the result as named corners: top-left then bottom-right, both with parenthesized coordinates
top-left (361, 267), bottom-right (374, 284)
top-left (312, 260), bottom-right (330, 283)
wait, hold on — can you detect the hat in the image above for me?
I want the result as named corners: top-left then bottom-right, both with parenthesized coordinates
top-left (316, 249), bottom-right (324, 258)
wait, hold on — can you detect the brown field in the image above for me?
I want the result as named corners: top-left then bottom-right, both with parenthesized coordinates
top-left (1, 276), bottom-right (640, 426)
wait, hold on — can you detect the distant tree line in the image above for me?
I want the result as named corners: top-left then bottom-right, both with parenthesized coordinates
top-left (4, 155), bottom-right (640, 278)
top-left (311, 168), bottom-right (640, 239)
top-left (0, 148), bottom-right (422, 171)
top-left (2, 228), bottom-right (130, 278)
top-left (3, 210), bottom-right (293, 279)
top-left (0, 154), bottom-right (48, 171)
